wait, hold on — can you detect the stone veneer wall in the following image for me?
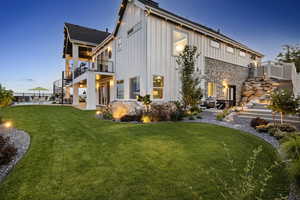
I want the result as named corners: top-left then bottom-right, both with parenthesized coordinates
top-left (204, 57), bottom-right (249, 103)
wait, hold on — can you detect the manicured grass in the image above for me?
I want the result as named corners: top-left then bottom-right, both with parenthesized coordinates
top-left (0, 106), bottom-right (289, 200)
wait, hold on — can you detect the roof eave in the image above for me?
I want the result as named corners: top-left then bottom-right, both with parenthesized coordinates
top-left (146, 6), bottom-right (264, 57)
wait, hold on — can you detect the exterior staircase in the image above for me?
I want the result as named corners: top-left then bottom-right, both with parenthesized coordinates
top-left (237, 103), bottom-right (300, 125)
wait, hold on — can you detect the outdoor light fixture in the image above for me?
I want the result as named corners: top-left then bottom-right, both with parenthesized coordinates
top-left (4, 121), bottom-right (12, 129)
top-left (96, 111), bottom-right (101, 115)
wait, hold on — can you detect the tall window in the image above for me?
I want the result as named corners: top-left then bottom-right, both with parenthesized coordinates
top-left (116, 80), bottom-right (124, 99)
top-left (153, 75), bottom-right (164, 99)
top-left (207, 82), bottom-right (216, 97)
top-left (130, 77), bottom-right (140, 99)
top-left (173, 30), bottom-right (188, 56)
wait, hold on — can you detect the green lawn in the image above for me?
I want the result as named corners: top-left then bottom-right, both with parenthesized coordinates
top-left (0, 106), bottom-right (289, 200)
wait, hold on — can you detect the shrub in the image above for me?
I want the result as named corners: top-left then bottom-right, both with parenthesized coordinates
top-left (188, 116), bottom-right (195, 120)
top-left (250, 117), bottom-right (269, 128)
top-left (256, 125), bottom-right (269, 133)
top-left (288, 160), bottom-right (300, 186)
top-left (0, 115), bottom-right (2, 124)
top-left (0, 136), bottom-right (17, 166)
top-left (120, 115), bottom-right (142, 122)
top-left (170, 111), bottom-right (184, 121)
top-left (196, 115), bottom-right (202, 119)
top-left (281, 136), bottom-right (300, 160)
top-left (216, 113), bottom-right (225, 121)
top-left (277, 123), bottom-right (297, 133)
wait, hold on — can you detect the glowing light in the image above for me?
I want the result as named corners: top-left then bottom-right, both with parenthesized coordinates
top-left (175, 44), bottom-right (184, 53)
top-left (142, 115), bottom-right (151, 123)
top-left (109, 80), bottom-right (114, 87)
top-left (96, 111), bottom-right (102, 115)
top-left (152, 90), bottom-right (159, 96)
top-left (112, 105), bottom-right (128, 120)
top-left (4, 121), bottom-right (12, 128)
top-left (96, 83), bottom-right (100, 89)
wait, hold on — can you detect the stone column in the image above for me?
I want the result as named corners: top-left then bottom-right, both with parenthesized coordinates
top-left (73, 83), bottom-right (79, 106)
top-left (86, 72), bottom-right (96, 110)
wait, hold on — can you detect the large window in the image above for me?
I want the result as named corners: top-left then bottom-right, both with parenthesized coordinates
top-left (116, 80), bottom-right (124, 99)
top-left (226, 46), bottom-right (234, 53)
top-left (210, 40), bottom-right (220, 49)
top-left (207, 82), bottom-right (216, 97)
top-left (239, 50), bottom-right (246, 57)
top-left (173, 30), bottom-right (188, 56)
top-left (130, 77), bottom-right (140, 99)
top-left (152, 75), bottom-right (164, 99)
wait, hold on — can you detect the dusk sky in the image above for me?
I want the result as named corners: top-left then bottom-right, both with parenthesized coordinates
top-left (0, 0), bottom-right (299, 92)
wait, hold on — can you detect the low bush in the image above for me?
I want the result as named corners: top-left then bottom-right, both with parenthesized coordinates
top-left (120, 115), bottom-right (142, 122)
top-left (216, 109), bottom-right (230, 121)
top-left (256, 125), bottom-right (269, 133)
top-left (170, 111), bottom-right (184, 121)
top-left (250, 117), bottom-right (269, 128)
top-left (0, 136), bottom-right (17, 166)
top-left (277, 123), bottom-right (297, 133)
top-left (0, 115), bottom-right (2, 124)
top-left (281, 136), bottom-right (300, 160)
top-left (288, 160), bottom-right (300, 185)
top-left (188, 116), bottom-right (195, 120)
top-left (281, 136), bottom-right (300, 185)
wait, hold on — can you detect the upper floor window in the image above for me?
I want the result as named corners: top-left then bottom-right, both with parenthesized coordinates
top-left (173, 29), bottom-right (188, 56)
top-left (127, 21), bottom-right (142, 37)
top-left (239, 50), bottom-right (246, 57)
top-left (117, 37), bottom-right (122, 51)
top-left (116, 80), bottom-right (124, 99)
top-left (153, 75), bottom-right (164, 99)
top-left (210, 40), bottom-right (220, 49)
top-left (130, 77), bottom-right (140, 99)
top-left (226, 46), bottom-right (234, 53)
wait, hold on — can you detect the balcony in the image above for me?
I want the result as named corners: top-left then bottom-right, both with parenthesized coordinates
top-left (74, 61), bottom-right (114, 79)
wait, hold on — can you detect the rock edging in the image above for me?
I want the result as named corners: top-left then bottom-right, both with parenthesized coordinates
top-left (0, 126), bottom-right (30, 183)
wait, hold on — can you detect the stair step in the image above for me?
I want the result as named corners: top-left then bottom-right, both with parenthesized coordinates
top-left (237, 115), bottom-right (300, 124)
top-left (238, 113), bottom-right (300, 121)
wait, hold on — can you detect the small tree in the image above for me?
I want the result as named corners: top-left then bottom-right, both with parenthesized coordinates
top-left (137, 95), bottom-right (152, 112)
top-left (176, 45), bottom-right (203, 110)
top-left (0, 84), bottom-right (14, 108)
top-left (277, 44), bottom-right (300, 73)
top-left (0, 84), bottom-right (14, 124)
top-left (268, 89), bottom-right (300, 124)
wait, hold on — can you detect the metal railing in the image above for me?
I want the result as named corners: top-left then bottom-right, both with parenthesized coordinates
top-left (74, 60), bottom-right (114, 79)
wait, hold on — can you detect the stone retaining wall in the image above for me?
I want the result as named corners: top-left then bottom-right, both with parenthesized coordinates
top-left (205, 57), bottom-right (249, 103)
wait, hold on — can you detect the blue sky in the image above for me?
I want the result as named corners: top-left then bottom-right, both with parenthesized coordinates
top-left (0, 0), bottom-right (299, 92)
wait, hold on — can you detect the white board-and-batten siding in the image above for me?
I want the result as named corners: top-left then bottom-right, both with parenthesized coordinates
top-left (146, 14), bottom-right (257, 101)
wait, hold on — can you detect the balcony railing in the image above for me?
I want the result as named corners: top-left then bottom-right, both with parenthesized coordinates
top-left (74, 60), bottom-right (114, 79)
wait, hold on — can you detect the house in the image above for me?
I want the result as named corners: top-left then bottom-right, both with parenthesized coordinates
top-left (62, 0), bottom-right (263, 110)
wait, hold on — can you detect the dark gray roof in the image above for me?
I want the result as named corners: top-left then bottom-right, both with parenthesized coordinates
top-left (65, 23), bottom-right (110, 45)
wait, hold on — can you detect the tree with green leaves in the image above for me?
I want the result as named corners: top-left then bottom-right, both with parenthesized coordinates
top-left (0, 84), bottom-right (14, 108)
top-left (268, 89), bottom-right (300, 124)
top-left (176, 45), bottom-right (203, 110)
top-left (277, 44), bottom-right (300, 73)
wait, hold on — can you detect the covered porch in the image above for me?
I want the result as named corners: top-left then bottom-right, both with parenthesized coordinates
top-left (72, 73), bottom-right (114, 110)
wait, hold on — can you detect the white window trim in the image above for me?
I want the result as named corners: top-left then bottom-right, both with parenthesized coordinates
top-left (226, 46), bottom-right (234, 54)
top-left (239, 50), bottom-right (246, 57)
top-left (152, 75), bottom-right (164, 100)
top-left (129, 76), bottom-right (140, 100)
top-left (172, 27), bottom-right (189, 57)
top-left (210, 40), bottom-right (220, 49)
top-left (116, 80), bottom-right (125, 99)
